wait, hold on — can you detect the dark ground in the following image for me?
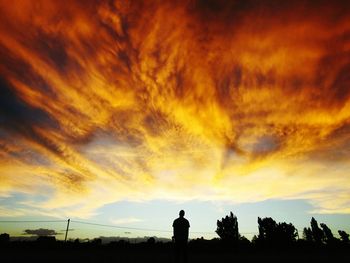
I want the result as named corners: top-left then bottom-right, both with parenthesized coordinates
top-left (1, 241), bottom-right (350, 263)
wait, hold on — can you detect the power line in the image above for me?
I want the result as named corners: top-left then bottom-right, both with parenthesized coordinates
top-left (71, 220), bottom-right (173, 233)
top-left (71, 220), bottom-right (256, 235)
top-left (0, 220), bottom-right (66, 223)
top-left (0, 219), bottom-right (257, 236)
top-left (71, 220), bottom-right (222, 234)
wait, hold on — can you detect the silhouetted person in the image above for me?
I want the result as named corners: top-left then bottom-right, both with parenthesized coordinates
top-left (173, 210), bottom-right (190, 263)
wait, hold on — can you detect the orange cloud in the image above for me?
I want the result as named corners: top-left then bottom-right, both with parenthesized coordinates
top-left (0, 0), bottom-right (350, 217)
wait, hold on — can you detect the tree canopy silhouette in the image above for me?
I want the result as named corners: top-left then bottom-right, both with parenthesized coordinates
top-left (320, 223), bottom-right (335, 244)
top-left (338, 230), bottom-right (349, 244)
top-left (302, 227), bottom-right (313, 242)
top-left (310, 217), bottom-right (324, 244)
top-left (303, 217), bottom-right (341, 245)
top-left (216, 212), bottom-right (240, 242)
top-left (257, 217), bottom-right (298, 245)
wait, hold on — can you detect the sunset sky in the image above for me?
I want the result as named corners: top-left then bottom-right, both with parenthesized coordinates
top-left (0, 0), bottom-right (350, 240)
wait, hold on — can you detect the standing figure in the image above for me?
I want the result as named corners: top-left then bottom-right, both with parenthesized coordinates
top-left (173, 210), bottom-right (190, 263)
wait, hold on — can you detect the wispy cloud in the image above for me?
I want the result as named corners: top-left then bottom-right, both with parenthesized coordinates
top-left (24, 228), bottom-right (60, 236)
top-left (110, 217), bottom-right (143, 225)
top-left (0, 0), bottom-right (349, 217)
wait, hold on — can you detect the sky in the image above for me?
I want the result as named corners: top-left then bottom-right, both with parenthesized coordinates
top-left (0, 0), bottom-right (350, 240)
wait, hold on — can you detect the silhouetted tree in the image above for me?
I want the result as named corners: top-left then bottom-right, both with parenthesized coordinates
top-left (258, 217), bottom-right (278, 243)
top-left (258, 217), bottom-right (297, 245)
top-left (303, 227), bottom-right (313, 242)
top-left (147, 237), bottom-right (156, 244)
top-left (36, 236), bottom-right (56, 243)
top-left (338, 230), bottom-right (349, 244)
top-left (251, 235), bottom-right (258, 245)
top-left (238, 235), bottom-right (251, 246)
top-left (216, 212), bottom-right (240, 242)
top-left (320, 223), bottom-right (335, 244)
top-left (91, 238), bottom-right (102, 245)
top-left (276, 222), bottom-right (298, 244)
top-left (0, 233), bottom-right (9, 243)
top-left (310, 217), bottom-right (324, 244)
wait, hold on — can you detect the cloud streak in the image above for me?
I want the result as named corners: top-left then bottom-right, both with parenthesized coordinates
top-left (0, 0), bottom-right (349, 217)
top-left (24, 228), bottom-right (59, 236)
top-left (111, 217), bottom-right (143, 225)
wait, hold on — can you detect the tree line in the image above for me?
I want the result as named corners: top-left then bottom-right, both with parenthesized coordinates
top-left (216, 212), bottom-right (349, 246)
top-left (1, 212), bottom-right (349, 249)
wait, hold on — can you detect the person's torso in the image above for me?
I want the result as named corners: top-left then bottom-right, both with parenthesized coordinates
top-left (173, 218), bottom-right (189, 241)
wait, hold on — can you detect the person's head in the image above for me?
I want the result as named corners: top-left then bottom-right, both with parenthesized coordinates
top-left (179, 210), bottom-right (185, 218)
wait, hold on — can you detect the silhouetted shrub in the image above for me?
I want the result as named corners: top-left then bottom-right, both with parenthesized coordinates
top-left (238, 235), bottom-right (251, 247)
top-left (147, 237), bottom-right (156, 244)
top-left (37, 236), bottom-right (56, 243)
top-left (310, 217), bottom-right (324, 244)
top-left (251, 235), bottom-right (258, 245)
top-left (303, 227), bottom-right (313, 242)
top-left (91, 238), bottom-right (102, 245)
top-left (302, 218), bottom-right (343, 245)
top-left (0, 233), bottom-right (10, 243)
top-left (338, 230), bottom-right (349, 244)
top-left (257, 217), bottom-right (297, 246)
top-left (320, 223), bottom-right (336, 244)
top-left (276, 222), bottom-right (298, 244)
top-left (258, 217), bottom-right (278, 244)
top-left (216, 212), bottom-right (240, 243)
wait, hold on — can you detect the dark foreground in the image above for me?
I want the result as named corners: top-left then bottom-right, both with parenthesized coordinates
top-left (1, 241), bottom-right (350, 263)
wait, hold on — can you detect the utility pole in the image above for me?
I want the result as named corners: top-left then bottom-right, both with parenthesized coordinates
top-left (65, 219), bottom-right (70, 242)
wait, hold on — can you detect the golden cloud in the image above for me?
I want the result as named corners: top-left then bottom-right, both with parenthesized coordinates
top-left (0, 0), bottom-right (350, 217)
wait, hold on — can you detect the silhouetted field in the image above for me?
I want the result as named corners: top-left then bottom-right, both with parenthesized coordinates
top-left (1, 215), bottom-right (349, 262)
top-left (1, 240), bottom-right (350, 263)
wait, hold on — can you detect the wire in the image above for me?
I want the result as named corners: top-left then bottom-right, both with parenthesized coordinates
top-left (0, 219), bottom-right (257, 236)
top-left (71, 220), bottom-right (256, 235)
top-left (0, 220), bottom-right (66, 223)
top-left (71, 220), bottom-right (173, 233)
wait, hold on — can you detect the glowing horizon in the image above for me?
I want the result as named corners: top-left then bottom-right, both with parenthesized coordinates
top-left (0, 0), bottom-right (350, 236)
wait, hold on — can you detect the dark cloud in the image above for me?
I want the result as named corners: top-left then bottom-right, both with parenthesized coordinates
top-left (191, 0), bottom-right (350, 18)
top-left (0, 46), bottom-right (57, 96)
top-left (33, 31), bottom-right (69, 72)
top-left (0, 77), bottom-right (58, 130)
top-left (0, 77), bottom-right (65, 158)
top-left (189, 0), bottom-right (254, 23)
top-left (331, 62), bottom-right (350, 103)
top-left (24, 228), bottom-right (59, 236)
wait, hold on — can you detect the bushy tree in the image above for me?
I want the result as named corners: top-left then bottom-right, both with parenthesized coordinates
top-left (258, 217), bottom-right (278, 243)
top-left (310, 217), bottom-right (324, 244)
top-left (239, 235), bottom-right (250, 245)
top-left (251, 235), bottom-right (258, 245)
top-left (303, 227), bottom-right (313, 242)
top-left (320, 223), bottom-right (335, 244)
top-left (257, 217), bottom-right (297, 245)
top-left (0, 233), bottom-right (10, 243)
top-left (216, 212), bottom-right (240, 242)
top-left (276, 222), bottom-right (298, 244)
top-left (147, 237), bottom-right (156, 244)
top-left (338, 230), bottom-right (349, 244)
